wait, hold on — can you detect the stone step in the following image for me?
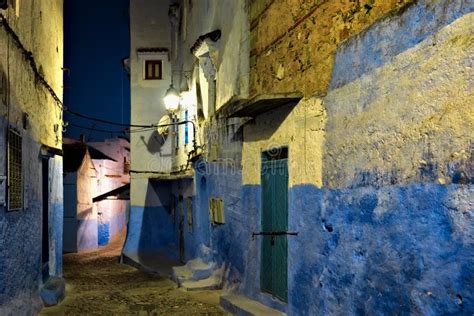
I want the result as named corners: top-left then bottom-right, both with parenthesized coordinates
top-left (40, 277), bottom-right (66, 307)
top-left (172, 258), bottom-right (215, 285)
top-left (181, 275), bottom-right (222, 291)
top-left (179, 265), bottom-right (224, 291)
top-left (220, 294), bottom-right (286, 316)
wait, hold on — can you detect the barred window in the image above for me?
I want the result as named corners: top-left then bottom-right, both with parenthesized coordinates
top-left (8, 128), bottom-right (22, 211)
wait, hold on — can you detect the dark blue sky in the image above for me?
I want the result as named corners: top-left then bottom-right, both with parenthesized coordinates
top-left (64, 0), bottom-right (130, 141)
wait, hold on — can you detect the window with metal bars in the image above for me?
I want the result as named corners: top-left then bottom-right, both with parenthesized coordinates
top-left (8, 128), bottom-right (22, 211)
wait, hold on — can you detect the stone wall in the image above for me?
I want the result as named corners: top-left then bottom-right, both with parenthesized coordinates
top-left (249, 0), bottom-right (414, 97)
top-left (0, 1), bottom-right (63, 148)
top-left (324, 1), bottom-right (473, 188)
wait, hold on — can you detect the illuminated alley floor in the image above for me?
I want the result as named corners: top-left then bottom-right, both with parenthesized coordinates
top-left (40, 233), bottom-right (226, 315)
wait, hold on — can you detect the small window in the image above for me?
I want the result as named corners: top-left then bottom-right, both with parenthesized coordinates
top-left (184, 110), bottom-right (189, 145)
top-left (144, 60), bottom-right (162, 80)
top-left (8, 128), bottom-right (22, 211)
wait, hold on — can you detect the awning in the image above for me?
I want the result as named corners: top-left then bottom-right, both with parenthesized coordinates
top-left (93, 183), bottom-right (130, 203)
top-left (216, 93), bottom-right (303, 118)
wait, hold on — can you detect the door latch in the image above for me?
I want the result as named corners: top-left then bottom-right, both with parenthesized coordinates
top-left (252, 231), bottom-right (299, 241)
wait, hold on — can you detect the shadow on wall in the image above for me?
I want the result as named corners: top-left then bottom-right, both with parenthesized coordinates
top-left (133, 181), bottom-right (180, 261)
top-left (243, 104), bottom-right (295, 143)
top-left (140, 130), bottom-right (168, 154)
top-left (288, 182), bottom-right (473, 315)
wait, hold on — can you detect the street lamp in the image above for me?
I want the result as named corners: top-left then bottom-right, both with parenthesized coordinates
top-left (163, 84), bottom-right (180, 112)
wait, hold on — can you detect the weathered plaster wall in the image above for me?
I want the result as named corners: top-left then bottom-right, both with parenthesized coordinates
top-left (242, 97), bottom-right (326, 187)
top-left (76, 153), bottom-right (98, 252)
top-left (122, 181), bottom-right (179, 260)
top-left (48, 157), bottom-right (64, 277)
top-left (249, 0), bottom-right (414, 97)
top-left (233, 0), bottom-right (474, 314)
top-left (0, 1), bottom-right (64, 313)
top-left (0, 0), bottom-right (63, 148)
top-left (286, 2), bottom-right (473, 314)
top-left (288, 183), bottom-right (473, 315)
top-left (97, 199), bottom-right (127, 246)
top-left (181, 0), bottom-right (250, 108)
top-left (324, 2), bottom-right (473, 188)
top-left (129, 0), bottom-right (173, 180)
top-left (0, 136), bottom-right (44, 313)
top-left (91, 150), bottom-right (129, 246)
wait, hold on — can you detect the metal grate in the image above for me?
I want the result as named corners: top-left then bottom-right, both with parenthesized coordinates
top-left (8, 128), bottom-right (22, 210)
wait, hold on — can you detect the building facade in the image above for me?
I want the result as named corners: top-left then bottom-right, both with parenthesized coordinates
top-left (64, 138), bottom-right (130, 252)
top-left (127, 0), bottom-right (473, 314)
top-left (0, 0), bottom-right (65, 313)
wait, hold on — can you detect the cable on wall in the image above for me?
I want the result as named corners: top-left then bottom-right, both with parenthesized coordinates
top-left (0, 13), bottom-right (63, 110)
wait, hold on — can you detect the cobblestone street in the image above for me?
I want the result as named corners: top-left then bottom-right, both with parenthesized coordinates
top-left (40, 233), bottom-right (226, 315)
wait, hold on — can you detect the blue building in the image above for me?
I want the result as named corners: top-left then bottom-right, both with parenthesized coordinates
top-left (125, 0), bottom-right (473, 315)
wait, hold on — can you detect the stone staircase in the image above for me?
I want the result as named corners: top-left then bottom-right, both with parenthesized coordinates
top-left (172, 258), bottom-right (223, 291)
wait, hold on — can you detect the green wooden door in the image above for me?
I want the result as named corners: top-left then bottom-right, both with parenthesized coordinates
top-left (261, 156), bottom-right (288, 302)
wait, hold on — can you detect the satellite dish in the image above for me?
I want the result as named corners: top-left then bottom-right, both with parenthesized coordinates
top-left (156, 115), bottom-right (171, 135)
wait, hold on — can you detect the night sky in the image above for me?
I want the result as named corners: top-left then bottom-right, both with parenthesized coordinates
top-left (63, 0), bottom-right (131, 141)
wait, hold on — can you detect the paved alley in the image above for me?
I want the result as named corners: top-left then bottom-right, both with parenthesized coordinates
top-left (40, 233), bottom-right (226, 315)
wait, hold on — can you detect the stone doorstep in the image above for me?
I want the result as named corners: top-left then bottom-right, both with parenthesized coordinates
top-left (180, 276), bottom-right (222, 291)
top-left (172, 258), bottom-right (215, 285)
top-left (220, 294), bottom-right (286, 316)
top-left (40, 276), bottom-right (66, 307)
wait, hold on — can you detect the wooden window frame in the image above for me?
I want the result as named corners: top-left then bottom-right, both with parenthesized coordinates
top-left (144, 60), bottom-right (163, 80)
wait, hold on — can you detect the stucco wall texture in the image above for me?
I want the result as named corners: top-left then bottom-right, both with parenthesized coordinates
top-left (238, 1), bottom-right (473, 314)
top-left (125, 0), bottom-right (473, 315)
top-left (249, 0), bottom-right (415, 97)
top-left (0, 2), bottom-right (64, 313)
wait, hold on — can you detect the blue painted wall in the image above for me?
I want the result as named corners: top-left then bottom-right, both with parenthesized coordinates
top-left (0, 131), bottom-right (64, 314)
top-left (64, 0), bottom-right (130, 141)
top-left (98, 200), bottom-right (128, 246)
top-left (122, 1), bottom-right (473, 315)
top-left (288, 184), bottom-right (473, 315)
top-left (123, 205), bottom-right (180, 261)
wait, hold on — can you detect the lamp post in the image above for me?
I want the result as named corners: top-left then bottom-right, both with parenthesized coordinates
top-left (163, 83), bottom-right (181, 156)
top-left (163, 84), bottom-right (180, 113)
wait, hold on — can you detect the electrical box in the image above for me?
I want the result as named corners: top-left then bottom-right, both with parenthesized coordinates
top-left (209, 197), bottom-right (224, 224)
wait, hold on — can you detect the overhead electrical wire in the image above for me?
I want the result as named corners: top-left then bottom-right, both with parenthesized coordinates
top-left (67, 123), bottom-right (126, 134)
top-left (65, 108), bottom-right (156, 128)
top-left (1, 12), bottom-right (199, 153)
top-left (0, 13), bottom-right (157, 130)
top-left (67, 122), bottom-right (158, 134)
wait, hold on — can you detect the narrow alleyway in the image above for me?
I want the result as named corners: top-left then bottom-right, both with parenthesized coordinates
top-left (40, 232), bottom-right (226, 315)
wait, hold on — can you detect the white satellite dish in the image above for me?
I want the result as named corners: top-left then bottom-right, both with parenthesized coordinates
top-left (156, 115), bottom-right (171, 136)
